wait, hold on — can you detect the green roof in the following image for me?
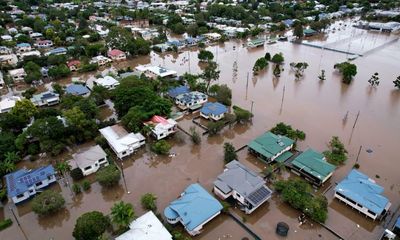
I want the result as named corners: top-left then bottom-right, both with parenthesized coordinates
top-left (303, 29), bottom-right (317, 35)
top-left (292, 149), bottom-right (336, 180)
top-left (274, 151), bottom-right (293, 163)
top-left (248, 38), bottom-right (265, 45)
top-left (248, 132), bottom-right (294, 159)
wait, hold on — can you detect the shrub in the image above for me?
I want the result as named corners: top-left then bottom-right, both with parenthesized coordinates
top-left (270, 122), bottom-right (306, 141)
top-left (82, 180), bottom-right (91, 191)
top-left (96, 165), bottom-right (121, 187)
top-left (271, 53), bottom-right (284, 64)
top-left (189, 127), bottom-right (201, 145)
top-left (233, 105), bottom-right (253, 123)
top-left (275, 179), bottom-right (328, 223)
top-left (0, 189), bottom-right (7, 201)
top-left (224, 143), bottom-right (237, 163)
top-left (73, 211), bottom-right (110, 240)
top-left (0, 219), bottom-right (12, 231)
top-left (31, 190), bottom-right (65, 216)
top-left (73, 183), bottom-right (82, 194)
top-left (334, 62), bottom-right (357, 84)
top-left (70, 168), bottom-right (84, 181)
top-left (207, 121), bottom-right (225, 135)
top-left (323, 136), bottom-right (347, 165)
top-left (141, 193), bottom-right (157, 211)
top-left (151, 140), bottom-right (171, 155)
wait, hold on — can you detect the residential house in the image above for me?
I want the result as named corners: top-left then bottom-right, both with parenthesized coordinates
top-left (90, 55), bottom-right (112, 66)
top-left (68, 145), bottom-right (109, 176)
top-left (289, 148), bottom-right (336, 186)
top-left (30, 91), bottom-right (60, 107)
top-left (1, 35), bottom-right (12, 42)
top-left (16, 43), bottom-right (32, 53)
top-left (203, 33), bottom-right (222, 41)
top-left (168, 85), bottom-right (190, 99)
top-left (19, 50), bottom-right (41, 60)
top-left (65, 84), bottom-right (90, 97)
top-left (107, 49), bottom-right (126, 61)
top-left (0, 46), bottom-right (12, 55)
top-left (0, 96), bottom-right (21, 113)
top-left (35, 40), bottom-right (53, 48)
top-left (67, 60), bottom-right (81, 71)
top-left (135, 65), bottom-right (177, 79)
top-left (29, 32), bottom-right (43, 40)
top-left (0, 54), bottom-right (18, 66)
top-left (334, 169), bottom-right (391, 220)
top-left (5, 165), bottom-right (57, 204)
top-left (164, 183), bottom-right (223, 236)
top-left (93, 75), bottom-right (119, 89)
top-left (303, 28), bottom-right (317, 37)
top-left (8, 68), bottom-right (27, 82)
top-left (200, 102), bottom-right (228, 121)
top-left (248, 131), bottom-right (294, 163)
top-left (247, 38), bottom-right (265, 48)
top-left (175, 91), bottom-right (207, 110)
top-left (99, 124), bottom-right (145, 159)
top-left (214, 160), bottom-right (272, 214)
top-left (45, 47), bottom-right (67, 56)
top-left (116, 211), bottom-right (172, 240)
top-left (146, 115), bottom-right (178, 140)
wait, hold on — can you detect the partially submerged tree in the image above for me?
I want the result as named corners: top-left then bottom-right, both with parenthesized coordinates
top-left (31, 190), bottom-right (65, 216)
top-left (190, 126), bottom-right (201, 144)
top-left (203, 61), bottom-right (220, 91)
top-left (368, 72), bottom-right (380, 87)
top-left (323, 136), bottom-right (347, 165)
top-left (208, 84), bottom-right (232, 106)
top-left (394, 76), bottom-right (400, 89)
top-left (290, 62), bottom-right (309, 79)
top-left (271, 53), bottom-right (284, 64)
top-left (151, 140), bottom-right (171, 155)
top-left (141, 193), bottom-right (157, 211)
top-left (96, 165), bottom-right (121, 187)
top-left (111, 201), bottom-right (135, 230)
top-left (197, 50), bottom-right (214, 62)
top-left (318, 70), bottom-right (326, 81)
top-left (253, 57), bottom-right (268, 74)
top-left (334, 62), bottom-right (357, 84)
top-left (270, 122), bottom-right (306, 141)
top-left (73, 211), bottom-right (110, 240)
top-left (223, 143), bottom-right (237, 163)
top-left (207, 121), bottom-right (225, 135)
top-left (233, 105), bottom-right (253, 123)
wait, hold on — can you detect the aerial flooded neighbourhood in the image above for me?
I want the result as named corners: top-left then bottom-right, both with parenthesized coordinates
top-left (0, 0), bottom-right (400, 240)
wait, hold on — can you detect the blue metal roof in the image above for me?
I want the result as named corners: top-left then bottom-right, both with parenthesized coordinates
top-left (164, 183), bottom-right (222, 231)
top-left (49, 47), bottom-right (67, 54)
top-left (200, 102), bottom-right (227, 116)
top-left (335, 169), bottom-right (389, 215)
top-left (175, 91), bottom-right (207, 104)
top-left (66, 84), bottom-right (90, 95)
top-left (16, 43), bottom-right (30, 47)
top-left (5, 165), bottom-right (55, 198)
top-left (168, 85), bottom-right (189, 98)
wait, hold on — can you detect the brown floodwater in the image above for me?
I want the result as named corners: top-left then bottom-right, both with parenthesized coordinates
top-left (1, 18), bottom-right (400, 240)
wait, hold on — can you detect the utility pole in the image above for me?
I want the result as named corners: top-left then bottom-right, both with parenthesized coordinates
top-left (119, 160), bottom-right (130, 194)
top-left (9, 206), bottom-right (29, 240)
top-left (250, 100), bottom-right (254, 114)
top-left (245, 72), bottom-right (249, 100)
top-left (352, 111), bottom-right (360, 129)
top-left (356, 145), bottom-right (362, 163)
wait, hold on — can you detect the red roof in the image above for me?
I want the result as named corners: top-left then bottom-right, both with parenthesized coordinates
top-left (151, 115), bottom-right (168, 124)
top-left (67, 60), bottom-right (81, 67)
top-left (108, 49), bottom-right (125, 57)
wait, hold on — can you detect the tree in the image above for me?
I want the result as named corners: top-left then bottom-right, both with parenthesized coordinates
top-left (207, 121), bottom-right (225, 135)
top-left (151, 140), bottom-right (171, 155)
top-left (271, 53), bottom-right (284, 64)
top-left (96, 165), bottom-right (121, 187)
top-left (208, 84), bottom-right (232, 106)
top-left (0, 158), bottom-right (16, 176)
top-left (275, 179), bottom-right (328, 223)
top-left (233, 105), bottom-right (253, 123)
top-left (73, 211), bottom-right (110, 240)
top-left (31, 190), bottom-right (65, 216)
top-left (318, 70), bottom-right (326, 81)
top-left (23, 61), bottom-right (42, 84)
top-left (293, 24), bottom-right (304, 38)
top-left (197, 50), bottom-right (214, 62)
top-left (55, 161), bottom-right (71, 178)
top-left (323, 136), bottom-right (347, 165)
top-left (111, 201), bottom-right (135, 229)
top-left (48, 64), bottom-right (71, 79)
top-left (368, 72), bottom-right (380, 87)
top-left (141, 193), bottom-right (157, 211)
top-left (11, 99), bottom-right (38, 124)
top-left (394, 76), bottom-right (400, 89)
top-left (270, 122), bottom-right (306, 141)
top-left (334, 62), bottom-right (357, 84)
top-left (0, 132), bottom-right (16, 160)
top-left (264, 52), bottom-right (271, 61)
top-left (4, 152), bottom-right (20, 163)
top-left (70, 168), bottom-right (84, 181)
top-left (203, 61), bottom-right (220, 91)
top-left (290, 62), bottom-right (309, 79)
top-left (224, 143), bottom-right (237, 163)
top-left (190, 126), bottom-right (201, 145)
top-left (186, 24), bottom-right (199, 37)
top-left (253, 57), bottom-right (268, 73)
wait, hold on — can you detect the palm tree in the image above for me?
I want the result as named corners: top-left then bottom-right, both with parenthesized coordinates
top-left (4, 152), bottom-right (21, 163)
top-left (0, 159), bottom-right (16, 175)
top-left (111, 201), bottom-right (135, 229)
top-left (55, 161), bottom-right (71, 178)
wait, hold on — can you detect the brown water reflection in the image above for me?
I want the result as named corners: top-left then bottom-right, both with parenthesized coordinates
top-left (1, 18), bottom-right (400, 240)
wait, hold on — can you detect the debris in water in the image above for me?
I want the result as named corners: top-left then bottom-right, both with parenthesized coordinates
top-left (366, 149), bottom-right (373, 153)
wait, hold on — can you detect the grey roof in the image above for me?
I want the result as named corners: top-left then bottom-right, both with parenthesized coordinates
top-left (214, 160), bottom-right (272, 207)
top-left (68, 145), bottom-right (107, 169)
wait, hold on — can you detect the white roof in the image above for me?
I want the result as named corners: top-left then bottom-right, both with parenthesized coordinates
top-left (135, 65), bottom-right (177, 78)
top-left (8, 68), bottom-right (26, 76)
top-left (69, 145), bottom-right (107, 169)
top-left (116, 211), bottom-right (172, 240)
top-left (0, 96), bottom-right (21, 112)
top-left (152, 118), bottom-right (177, 135)
top-left (99, 125), bottom-right (145, 153)
top-left (95, 76), bottom-right (119, 87)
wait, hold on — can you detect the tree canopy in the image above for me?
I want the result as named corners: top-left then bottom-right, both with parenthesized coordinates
top-left (73, 211), bottom-right (110, 240)
top-left (334, 62), bottom-right (357, 84)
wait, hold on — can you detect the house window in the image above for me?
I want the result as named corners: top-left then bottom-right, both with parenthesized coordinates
top-left (367, 209), bottom-right (377, 216)
top-left (99, 158), bottom-right (106, 163)
top-left (47, 175), bottom-right (53, 180)
top-left (35, 181), bottom-right (42, 187)
top-left (84, 166), bottom-right (92, 171)
top-left (29, 189), bottom-right (34, 193)
top-left (122, 151), bottom-right (127, 155)
top-left (17, 194), bottom-right (25, 199)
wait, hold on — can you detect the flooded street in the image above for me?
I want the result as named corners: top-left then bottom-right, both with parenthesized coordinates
top-left (1, 18), bottom-right (400, 240)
